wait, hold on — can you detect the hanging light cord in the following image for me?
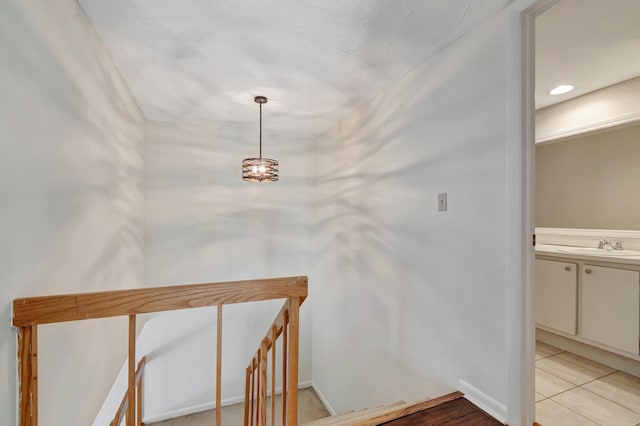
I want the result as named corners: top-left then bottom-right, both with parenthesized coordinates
top-left (259, 101), bottom-right (262, 159)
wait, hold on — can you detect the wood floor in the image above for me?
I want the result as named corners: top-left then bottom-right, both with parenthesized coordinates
top-left (380, 396), bottom-right (502, 426)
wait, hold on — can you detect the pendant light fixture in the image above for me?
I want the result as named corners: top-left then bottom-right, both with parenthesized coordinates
top-left (242, 96), bottom-right (279, 182)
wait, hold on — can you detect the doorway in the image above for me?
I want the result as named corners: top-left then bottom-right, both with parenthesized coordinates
top-left (518, 0), bottom-right (640, 424)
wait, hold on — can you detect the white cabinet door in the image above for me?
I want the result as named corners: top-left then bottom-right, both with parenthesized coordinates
top-left (535, 259), bottom-right (578, 335)
top-left (582, 265), bottom-right (639, 354)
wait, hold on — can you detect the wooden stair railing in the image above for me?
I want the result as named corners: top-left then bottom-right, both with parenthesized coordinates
top-left (12, 276), bottom-right (308, 426)
top-left (111, 357), bottom-right (146, 426)
top-left (244, 296), bottom-right (303, 426)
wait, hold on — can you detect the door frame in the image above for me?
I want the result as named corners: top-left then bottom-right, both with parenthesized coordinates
top-left (505, 1), bottom-right (561, 424)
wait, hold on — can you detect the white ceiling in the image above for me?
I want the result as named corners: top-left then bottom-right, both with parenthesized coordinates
top-left (79, 0), bottom-right (510, 138)
top-left (536, 0), bottom-right (640, 109)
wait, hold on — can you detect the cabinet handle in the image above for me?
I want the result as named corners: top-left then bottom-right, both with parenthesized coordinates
top-left (564, 266), bottom-right (571, 271)
top-left (585, 269), bottom-right (592, 274)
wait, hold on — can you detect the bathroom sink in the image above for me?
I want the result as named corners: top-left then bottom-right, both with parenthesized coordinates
top-left (556, 247), bottom-right (640, 257)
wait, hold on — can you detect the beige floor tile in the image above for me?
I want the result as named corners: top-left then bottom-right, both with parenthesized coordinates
top-left (555, 352), bottom-right (616, 376)
top-left (537, 356), bottom-right (608, 385)
top-left (536, 367), bottom-right (576, 397)
top-left (535, 392), bottom-right (546, 402)
top-left (583, 375), bottom-right (640, 414)
top-left (536, 341), bottom-right (565, 355)
top-left (552, 387), bottom-right (640, 426)
top-left (608, 371), bottom-right (640, 388)
top-left (535, 399), bottom-right (598, 426)
top-left (536, 347), bottom-right (553, 360)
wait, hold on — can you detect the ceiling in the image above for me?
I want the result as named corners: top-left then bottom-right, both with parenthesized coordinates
top-left (79, 0), bottom-right (510, 139)
top-left (536, 0), bottom-right (640, 109)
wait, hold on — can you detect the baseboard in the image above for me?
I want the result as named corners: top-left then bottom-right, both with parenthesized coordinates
top-left (311, 382), bottom-right (336, 416)
top-left (143, 395), bottom-right (245, 423)
top-left (458, 379), bottom-right (507, 424)
top-left (144, 381), bottom-right (314, 423)
top-left (537, 329), bottom-right (640, 376)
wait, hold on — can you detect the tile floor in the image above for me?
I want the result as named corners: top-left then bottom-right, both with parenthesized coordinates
top-left (150, 387), bottom-right (330, 425)
top-left (535, 341), bottom-right (640, 426)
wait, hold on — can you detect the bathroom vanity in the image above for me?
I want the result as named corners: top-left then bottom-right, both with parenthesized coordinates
top-left (535, 229), bottom-right (640, 361)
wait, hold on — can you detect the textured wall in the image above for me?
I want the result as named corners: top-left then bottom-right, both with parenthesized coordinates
top-left (536, 123), bottom-right (640, 230)
top-left (138, 121), bottom-right (312, 421)
top-left (311, 10), bottom-right (510, 416)
top-left (0, 1), bottom-right (146, 424)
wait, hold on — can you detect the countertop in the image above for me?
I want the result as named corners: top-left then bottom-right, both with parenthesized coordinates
top-left (536, 244), bottom-right (640, 266)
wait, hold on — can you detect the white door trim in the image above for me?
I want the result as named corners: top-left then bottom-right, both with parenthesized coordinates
top-left (505, 1), bottom-right (561, 425)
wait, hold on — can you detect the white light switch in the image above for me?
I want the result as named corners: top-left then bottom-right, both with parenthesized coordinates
top-left (438, 193), bottom-right (447, 211)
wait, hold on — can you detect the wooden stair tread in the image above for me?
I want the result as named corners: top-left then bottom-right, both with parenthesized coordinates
top-left (303, 391), bottom-right (464, 426)
top-left (302, 401), bottom-right (406, 426)
top-left (350, 392), bottom-right (463, 426)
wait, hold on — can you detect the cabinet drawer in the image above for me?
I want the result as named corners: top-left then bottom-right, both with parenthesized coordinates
top-left (535, 259), bottom-right (578, 335)
top-left (582, 265), bottom-right (640, 354)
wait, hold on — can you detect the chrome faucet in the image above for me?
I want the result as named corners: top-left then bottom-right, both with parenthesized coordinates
top-left (598, 239), bottom-right (624, 250)
top-left (598, 239), bottom-right (613, 250)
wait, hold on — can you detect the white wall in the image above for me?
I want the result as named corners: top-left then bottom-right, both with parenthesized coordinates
top-left (139, 121), bottom-right (312, 421)
top-left (0, 1), bottom-right (146, 425)
top-left (536, 76), bottom-right (640, 143)
top-left (536, 123), bottom-right (640, 230)
top-left (311, 10), bottom-right (510, 417)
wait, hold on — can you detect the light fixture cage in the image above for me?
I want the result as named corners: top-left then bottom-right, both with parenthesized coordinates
top-left (242, 157), bottom-right (279, 182)
top-left (242, 95), bottom-right (279, 182)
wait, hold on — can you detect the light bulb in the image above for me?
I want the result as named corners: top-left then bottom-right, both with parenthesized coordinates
top-left (259, 166), bottom-right (266, 173)
top-left (252, 166), bottom-right (258, 173)
top-left (549, 84), bottom-right (574, 95)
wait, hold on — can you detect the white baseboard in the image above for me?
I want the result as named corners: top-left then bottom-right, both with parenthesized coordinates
top-left (537, 329), bottom-right (640, 376)
top-left (311, 382), bottom-right (336, 416)
top-left (458, 379), bottom-right (507, 424)
top-left (144, 381), bottom-right (314, 423)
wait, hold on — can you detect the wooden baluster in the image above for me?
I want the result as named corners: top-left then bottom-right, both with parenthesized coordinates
top-left (271, 326), bottom-right (276, 426)
top-left (137, 372), bottom-right (143, 426)
top-left (31, 326), bottom-right (38, 426)
top-left (127, 315), bottom-right (136, 426)
top-left (260, 340), bottom-right (268, 426)
top-left (282, 311), bottom-right (288, 426)
top-left (216, 304), bottom-right (223, 426)
top-left (255, 350), bottom-right (260, 426)
top-left (251, 358), bottom-right (256, 426)
top-left (244, 366), bottom-right (251, 426)
top-left (287, 299), bottom-right (300, 426)
top-left (18, 325), bottom-right (38, 426)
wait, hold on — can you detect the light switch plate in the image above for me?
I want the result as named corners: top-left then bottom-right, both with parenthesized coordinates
top-left (438, 193), bottom-right (447, 211)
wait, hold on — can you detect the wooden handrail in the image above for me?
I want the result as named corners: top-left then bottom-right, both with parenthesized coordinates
top-left (12, 276), bottom-right (307, 326)
top-left (111, 357), bottom-right (147, 426)
top-left (14, 276), bottom-right (308, 426)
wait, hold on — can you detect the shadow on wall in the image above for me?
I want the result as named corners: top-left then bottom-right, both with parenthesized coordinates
top-left (130, 120), bottom-right (314, 421)
top-left (0, 1), bottom-right (146, 425)
top-left (310, 12), bottom-right (508, 413)
top-left (145, 121), bottom-right (313, 285)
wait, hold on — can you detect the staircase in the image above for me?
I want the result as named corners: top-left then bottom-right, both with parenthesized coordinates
top-left (305, 391), bottom-right (506, 425)
top-left (12, 278), bottom-right (503, 426)
top-left (152, 391), bottom-right (503, 425)
top-left (12, 276), bottom-right (307, 426)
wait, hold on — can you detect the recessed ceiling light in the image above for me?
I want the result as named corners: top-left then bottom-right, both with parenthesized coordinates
top-left (549, 84), bottom-right (574, 95)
